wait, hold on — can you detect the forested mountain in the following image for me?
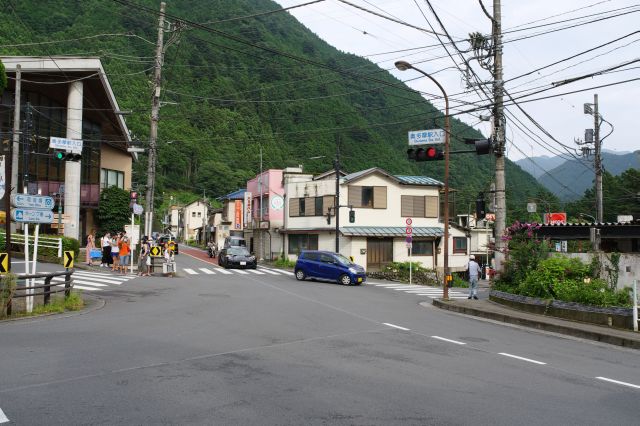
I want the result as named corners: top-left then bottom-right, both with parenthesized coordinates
top-left (0, 0), bottom-right (554, 219)
top-left (536, 151), bottom-right (640, 201)
top-left (514, 155), bottom-right (565, 179)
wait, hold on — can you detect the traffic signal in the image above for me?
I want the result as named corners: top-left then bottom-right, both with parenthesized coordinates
top-left (407, 146), bottom-right (443, 162)
top-left (53, 150), bottom-right (82, 161)
top-left (464, 138), bottom-right (492, 155)
top-left (476, 192), bottom-right (486, 218)
top-left (349, 210), bottom-right (355, 223)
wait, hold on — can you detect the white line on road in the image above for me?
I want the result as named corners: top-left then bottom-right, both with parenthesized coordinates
top-left (595, 377), bottom-right (640, 389)
top-left (199, 268), bottom-right (215, 274)
top-left (183, 268), bottom-right (198, 275)
top-left (431, 336), bottom-right (466, 345)
top-left (72, 285), bottom-right (102, 292)
top-left (257, 267), bottom-right (281, 275)
top-left (0, 407), bottom-right (9, 424)
top-left (246, 269), bottom-right (265, 275)
top-left (499, 352), bottom-right (547, 365)
top-left (233, 269), bottom-right (249, 275)
top-left (216, 268), bottom-right (233, 275)
top-left (383, 323), bottom-right (410, 331)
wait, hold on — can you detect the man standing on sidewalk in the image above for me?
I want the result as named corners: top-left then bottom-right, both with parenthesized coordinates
top-left (467, 255), bottom-right (481, 300)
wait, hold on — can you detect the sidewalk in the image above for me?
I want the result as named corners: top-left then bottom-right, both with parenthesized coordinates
top-left (431, 284), bottom-right (640, 349)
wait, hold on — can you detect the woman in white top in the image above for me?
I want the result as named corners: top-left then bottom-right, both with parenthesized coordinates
top-left (101, 233), bottom-right (112, 267)
top-left (111, 234), bottom-right (120, 272)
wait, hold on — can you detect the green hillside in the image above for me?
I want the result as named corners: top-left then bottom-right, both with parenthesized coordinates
top-left (0, 0), bottom-right (555, 219)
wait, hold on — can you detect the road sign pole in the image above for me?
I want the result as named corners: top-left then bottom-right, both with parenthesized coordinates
top-left (24, 223), bottom-right (31, 313)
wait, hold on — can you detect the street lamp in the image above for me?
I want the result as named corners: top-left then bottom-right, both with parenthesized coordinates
top-left (395, 60), bottom-right (451, 300)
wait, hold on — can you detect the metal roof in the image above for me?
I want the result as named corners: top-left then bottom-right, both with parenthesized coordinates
top-left (341, 226), bottom-right (443, 237)
top-left (394, 175), bottom-right (443, 186)
top-left (217, 189), bottom-right (246, 201)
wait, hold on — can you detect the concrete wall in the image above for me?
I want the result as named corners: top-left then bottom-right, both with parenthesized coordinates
top-left (100, 144), bottom-right (132, 190)
top-left (564, 253), bottom-right (640, 290)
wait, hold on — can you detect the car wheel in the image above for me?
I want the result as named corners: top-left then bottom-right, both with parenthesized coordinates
top-left (339, 274), bottom-right (352, 286)
top-left (295, 269), bottom-right (306, 281)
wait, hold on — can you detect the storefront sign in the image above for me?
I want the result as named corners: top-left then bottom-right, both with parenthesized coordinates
top-left (234, 200), bottom-right (242, 230)
top-left (244, 192), bottom-right (253, 225)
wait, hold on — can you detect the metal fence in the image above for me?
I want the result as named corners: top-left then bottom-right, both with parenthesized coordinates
top-left (5, 270), bottom-right (74, 315)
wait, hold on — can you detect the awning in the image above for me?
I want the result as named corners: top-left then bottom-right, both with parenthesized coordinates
top-left (341, 226), bottom-right (443, 237)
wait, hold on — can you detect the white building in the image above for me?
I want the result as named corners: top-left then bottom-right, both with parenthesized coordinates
top-left (281, 167), bottom-right (470, 272)
top-left (457, 214), bottom-right (493, 268)
top-left (169, 199), bottom-right (208, 242)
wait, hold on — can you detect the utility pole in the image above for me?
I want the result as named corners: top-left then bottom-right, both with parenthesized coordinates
top-left (145, 1), bottom-right (166, 238)
top-left (593, 94), bottom-right (603, 223)
top-left (6, 64), bottom-right (22, 235)
top-left (492, 0), bottom-right (507, 272)
top-left (334, 138), bottom-right (340, 253)
top-left (23, 102), bottom-right (33, 191)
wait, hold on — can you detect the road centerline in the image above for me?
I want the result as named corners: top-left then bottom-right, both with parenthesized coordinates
top-left (498, 352), bottom-right (547, 365)
top-left (431, 336), bottom-right (466, 345)
top-left (595, 377), bottom-right (640, 389)
top-left (383, 322), bottom-right (410, 331)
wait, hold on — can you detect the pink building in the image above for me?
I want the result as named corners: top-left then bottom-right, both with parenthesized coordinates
top-left (245, 169), bottom-right (288, 259)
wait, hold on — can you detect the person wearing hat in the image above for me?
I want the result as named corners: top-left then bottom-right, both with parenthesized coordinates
top-left (467, 255), bottom-right (481, 300)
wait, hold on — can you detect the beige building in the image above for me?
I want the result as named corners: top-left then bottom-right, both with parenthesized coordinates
top-left (169, 199), bottom-right (209, 242)
top-left (0, 56), bottom-right (133, 241)
top-left (282, 167), bottom-right (470, 272)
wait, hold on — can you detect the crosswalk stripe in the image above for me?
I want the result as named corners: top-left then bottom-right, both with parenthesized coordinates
top-left (199, 268), bottom-right (215, 274)
top-left (215, 268), bottom-right (233, 275)
top-left (257, 268), bottom-right (281, 275)
top-left (260, 267), bottom-right (294, 276)
top-left (74, 274), bottom-right (131, 283)
top-left (246, 269), bottom-right (265, 275)
top-left (183, 268), bottom-right (198, 275)
top-left (71, 275), bottom-right (126, 285)
top-left (75, 270), bottom-right (131, 279)
top-left (233, 269), bottom-right (249, 274)
top-left (35, 278), bottom-right (108, 288)
top-left (73, 285), bottom-right (102, 291)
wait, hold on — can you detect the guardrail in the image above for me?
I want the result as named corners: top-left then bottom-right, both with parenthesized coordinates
top-left (5, 270), bottom-right (74, 315)
top-left (9, 233), bottom-right (63, 258)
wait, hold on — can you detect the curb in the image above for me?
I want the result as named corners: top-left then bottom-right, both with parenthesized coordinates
top-left (432, 299), bottom-right (640, 350)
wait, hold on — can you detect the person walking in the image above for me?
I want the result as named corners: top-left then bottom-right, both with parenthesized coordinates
top-left (85, 229), bottom-right (95, 266)
top-left (119, 236), bottom-right (131, 274)
top-left (138, 236), bottom-right (151, 277)
top-left (101, 232), bottom-right (112, 267)
top-left (467, 254), bottom-right (481, 300)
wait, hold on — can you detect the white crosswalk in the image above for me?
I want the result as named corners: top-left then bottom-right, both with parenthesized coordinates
top-left (368, 282), bottom-right (469, 299)
top-left (31, 270), bottom-right (136, 292)
top-left (178, 266), bottom-right (292, 276)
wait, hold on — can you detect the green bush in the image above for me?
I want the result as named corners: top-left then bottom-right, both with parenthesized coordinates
top-left (274, 255), bottom-right (296, 268)
top-left (451, 272), bottom-right (469, 288)
top-left (513, 256), bottom-right (631, 307)
top-left (383, 261), bottom-right (426, 273)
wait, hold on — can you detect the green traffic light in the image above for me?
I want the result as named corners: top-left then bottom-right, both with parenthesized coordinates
top-left (55, 151), bottom-right (64, 160)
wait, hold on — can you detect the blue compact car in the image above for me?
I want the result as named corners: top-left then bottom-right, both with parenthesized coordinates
top-left (294, 250), bottom-right (366, 285)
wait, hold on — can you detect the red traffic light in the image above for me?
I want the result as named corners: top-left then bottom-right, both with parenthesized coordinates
top-left (408, 146), bottom-right (443, 162)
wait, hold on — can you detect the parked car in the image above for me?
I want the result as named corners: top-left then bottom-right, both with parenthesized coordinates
top-left (294, 250), bottom-right (366, 285)
top-left (157, 234), bottom-right (179, 254)
top-left (223, 236), bottom-right (246, 249)
top-left (219, 246), bottom-right (257, 269)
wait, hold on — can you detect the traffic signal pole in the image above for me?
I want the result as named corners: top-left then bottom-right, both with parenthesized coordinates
top-left (145, 1), bottom-right (166, 238)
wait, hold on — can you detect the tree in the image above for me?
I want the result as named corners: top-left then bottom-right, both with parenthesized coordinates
top-left (96, 186), bottom-right (130, 235)
top-left (0, 59), bottom-right (7, 96)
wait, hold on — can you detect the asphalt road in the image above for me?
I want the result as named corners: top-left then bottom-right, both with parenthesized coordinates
top-left (0, 249), bottom-right (638, 425)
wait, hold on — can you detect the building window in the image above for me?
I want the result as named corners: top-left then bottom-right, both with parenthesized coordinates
top-left (100, 168), bottom-right (124, 189)
top-left (412, 240), bottom-right (434, 256)
top-left (401, 195), bottom-right (438, 218)
top-left (192, 212), bottom-right (196, 217)
top-left (289, 197), bottom-right (326, 217)
top-left (348, 186), bottom-right (387, 209)
top-left (197, 212), bottom-right (202, 217)
top-left (315, 197), bottom-right (323, 216)
top-left (288, 234), bottom-right (319, 255)
top-left (453, 237), bottom-right (467, 254)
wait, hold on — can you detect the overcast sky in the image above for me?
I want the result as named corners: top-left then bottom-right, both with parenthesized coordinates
top-left (275, 0), bottom-right (639, 162)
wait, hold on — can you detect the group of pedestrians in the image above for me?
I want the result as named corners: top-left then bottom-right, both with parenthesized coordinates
top-left (84, 230), bottom-right (132, 274)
